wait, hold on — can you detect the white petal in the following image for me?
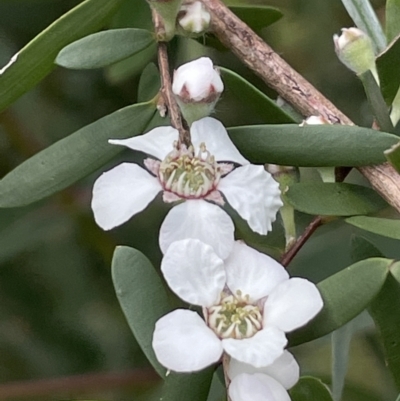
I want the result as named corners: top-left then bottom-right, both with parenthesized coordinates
top-left (222, 326), bottom-right (287, 368)
top-left (263, 278), bottom-right (324, 332)
top-left (159, 200), bottom-right (235, 259)
top-left (152, 309), bottom-right (223, 372)
top-left (109, 126), bottom-right (179, 160)
top-left (161, 239), bottom-right (226, 307)
top-left (219, 165), bottom-right (283, 235)
top-left (229, 373), bottom-right (276, 401)
top-left (228, 351), bottom-right (299, 390)
top-left (255, 374), bottom-right (291, 401)
top-left (191, 117), bottom-right (248, 164)
top-left (91, 163), bottom-right (161, 230)
top-left (224, 241), bottom-right (289, 303)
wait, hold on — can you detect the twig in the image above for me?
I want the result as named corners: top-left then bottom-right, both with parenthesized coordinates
top-left (153, 12), bottom-right (191, 146)
top-left (0, 369), bottom-right (159, 399)
top-left (201, 0), bottom-right (400, 213)
top-left (280, 216), bottom-right (323, 267)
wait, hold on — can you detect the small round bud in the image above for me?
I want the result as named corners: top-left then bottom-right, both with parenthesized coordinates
top-left (178, 1), bottom-right (211, 35)
top-left (333, 27), bottom-right (376, 75)
top-left (172, 57), bottom-right (224, 124)
top-left (300, 115), bottom-right (331, 126)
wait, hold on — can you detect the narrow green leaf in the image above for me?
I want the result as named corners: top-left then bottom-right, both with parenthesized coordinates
top-left (369, 274), bottom-right (400, 391)
top-left (138, 62), bottom-right (160, 103)
top-left (386, 0), bottom-right (400, 43)
top-left (391, 261), bottom-right (400, 284)
top-left (0, 0), bottom-right (124, 113)
top-left (219, 68), bottom-right (295, 126)
top-left (396, 394), bottom-right (400, 401)
top-left (377, 34), bottom-right (400, 105)
top-left (227, 124), bottom-right (398, 167)
top-left (286, 183), bottom-right (388, 216)
top-left (350, 235), bottom-right (384, 263)
top-left (229, 5), bottom-right (283, 34)
top-left (112, 246), bottom-right (170, 378)
top-left (161, 368), bottom-right (214, 401)
top-left (0, 102), bottom-right (155, 207)
top-left (385, 141), bottom-right (400, 173)
top-left (359, 70), bottom-right (395, 133)
top-left (290, 377), bottom-right (333, 401)
top-left (340, 0), bottom-right (386, 52)
top-left (56, 28), bottom-right (154, 69)
top-left (288, 258), bottom-right (390, 346)
top-left (346, 216), bottom-right (400, 240)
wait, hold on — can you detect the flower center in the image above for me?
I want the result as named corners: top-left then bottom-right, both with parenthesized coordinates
top-left (207, 292), bottom-right (262, 339)
top-left (159, 142), bottom-right (220, 198)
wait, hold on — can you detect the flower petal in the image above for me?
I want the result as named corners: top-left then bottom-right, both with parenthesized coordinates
top-left (224, 241), bottom-right (289, 303)
top-left (191, 117), bottom-right (248, 164)
top-left (91, 163), bottom-right (161, 230)
top-left (109, 126), bottom-right (179, 161)
top-left (229, 373), bottom-right (290, 401)
top-left (228, 351), bottom-right (300, 390)
top-left (159, 200), bottom-right (235, 259)
top-left (219, 165), bottom-right (283, 235)
top-left (263, 278), bottom-right (324, 332)
top-left (222, 326), bottom-right (287, 368)
top-left (161, 239), bottom-right (226, 307)
top-left (152, 309), bottom-right (223, 372)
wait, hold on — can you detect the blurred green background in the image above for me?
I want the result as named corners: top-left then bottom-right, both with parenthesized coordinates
top-left (0, 0), bottom-right (398, 400)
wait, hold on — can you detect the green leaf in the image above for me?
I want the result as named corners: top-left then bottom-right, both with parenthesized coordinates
top-left (112, 246), bottom-right (171, 378)
top-left (359, 70), bottom-right (395, 133)
top-left (0, 101), bottom-right (155, 207)
top-left (290, 377), bottom-right (333, 401)
top-left (229, 5), bottom-right (282, 34)
top-left (385, 141), bottom-right (400, 173)
top-left (340, 0), bottom-right (386, 52)
top-left (386, 0), bottom-right (400, 43)
top-left (377, 34), bottom-right (400, 105)
top-left (138, 62), bottom-right (160, 103)
top-left (286, 183), bottom-right (388, 216)
top-left (218, 68), bottom-right (296, 126)
top-left (346, 216), bottom-right (400, 240)
top-left (161, 368), bottom-right (214, 401)
top-left (227, 124), bottom-right (399, 166)
top-left (350, 234), bottom-right (384, 263)
top-left (0, 0), bottom-right (124, 113)
top-left (391, 261), bottom-right (400, 283)
top-left (288, 258), bottom-right (390, 346)
top-left (369, 274), bottom-right (400, 391)
top-left (56, 28), bottom-right (154, 69)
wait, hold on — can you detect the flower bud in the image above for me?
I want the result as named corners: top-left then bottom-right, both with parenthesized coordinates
top-left (300, 115), bottom-right (331, 126)
top-left (178, 1), bottom-right (211, 36)
top-left (333, 27), bottom-right (376, 75)
top-left (147, 0), bottom-right (183, 41)
top-left (172, 57), bottom-right (224, 124)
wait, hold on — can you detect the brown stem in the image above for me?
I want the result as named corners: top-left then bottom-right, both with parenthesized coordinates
top-left (153, 12), bottom-right (191, 146)
top-left (222, 353), bottom-right (232, 401)
top-left (201, 0), bottom-right (400, 213)
top-left (0, 369), bottom-right (159, 399)
top-left (280, 216), bottom-right (323, 267)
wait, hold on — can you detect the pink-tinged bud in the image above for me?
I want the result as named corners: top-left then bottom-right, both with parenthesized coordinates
top-left (172, 57), bottom-right (224, 124)
top-left (333, 27), bottom-right (376, 75)
top-left (178, 1), bottom-right (211, 35)
top-left (300, 115), bottom-right (331, 126)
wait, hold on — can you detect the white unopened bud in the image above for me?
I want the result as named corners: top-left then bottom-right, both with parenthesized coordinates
top-left (333, 28), bottom-right (376, 75)
top-left (172, 57), bottom-right (223, 124)
top-left (178, 1), bottom-right (211, 35)
top-left (300, 115), bottom-right (331, 126)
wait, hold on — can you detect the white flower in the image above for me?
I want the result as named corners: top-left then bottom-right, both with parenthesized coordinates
top-left (228, 351), bottom-right (299, 401)
top-left (92, 117), bottom-right (282, 259)
top-left (178, 1), bottom-right (211, 34)
top-left (152, 239), bottom-right (323, 372)
top-left (172, 57), bottom-right (223, 102)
